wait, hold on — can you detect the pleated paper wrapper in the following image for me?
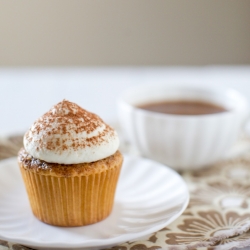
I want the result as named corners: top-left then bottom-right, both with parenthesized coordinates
top-left (20, 164), bottom-right (121, 227)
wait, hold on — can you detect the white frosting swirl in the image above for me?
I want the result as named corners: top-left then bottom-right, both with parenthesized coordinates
top-left (23, 100), bottom-right (119, 164)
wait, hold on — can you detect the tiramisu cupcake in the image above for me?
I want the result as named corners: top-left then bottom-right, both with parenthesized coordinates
top-left (18, 100), bottom-right (123, 227)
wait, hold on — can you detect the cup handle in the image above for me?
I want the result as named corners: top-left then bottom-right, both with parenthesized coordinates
top-left (224, 113), bottom-right (250, 159)
top-left (243, 115), bottom-right (250, 137)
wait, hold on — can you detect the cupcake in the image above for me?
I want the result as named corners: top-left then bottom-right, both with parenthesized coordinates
top-left (18, 100), bottom-right (123, 227)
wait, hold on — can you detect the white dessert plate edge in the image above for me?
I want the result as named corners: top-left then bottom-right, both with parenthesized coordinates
top-left (0, 155), bottom-right (189, 249)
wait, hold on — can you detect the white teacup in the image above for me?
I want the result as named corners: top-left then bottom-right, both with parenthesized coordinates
top-left (117, 84), bottom-right (249, 170)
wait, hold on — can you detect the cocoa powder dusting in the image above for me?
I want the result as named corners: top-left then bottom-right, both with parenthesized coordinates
top-left (25, 100), bottom-right (115, 153)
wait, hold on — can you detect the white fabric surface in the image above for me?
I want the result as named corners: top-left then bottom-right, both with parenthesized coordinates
top-left (0, 66), bottom-right (250, 136)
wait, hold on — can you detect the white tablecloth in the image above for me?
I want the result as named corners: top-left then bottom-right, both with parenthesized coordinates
top-left (1, 66), bottom-right (250, 136)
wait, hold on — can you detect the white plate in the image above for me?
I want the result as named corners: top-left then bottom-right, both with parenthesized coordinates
top-left (0, 156), bottom-right (189, 250)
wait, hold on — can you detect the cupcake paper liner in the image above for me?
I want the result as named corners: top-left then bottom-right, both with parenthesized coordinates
top-left (20, 164), bottom-right (121, 227)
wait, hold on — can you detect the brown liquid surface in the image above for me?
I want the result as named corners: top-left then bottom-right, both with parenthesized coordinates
top-left (138, 100), bottom-right (227, 115)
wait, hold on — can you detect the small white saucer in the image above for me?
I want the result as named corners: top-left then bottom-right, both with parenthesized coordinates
top-left (0, 155), bottom-right (189, 249)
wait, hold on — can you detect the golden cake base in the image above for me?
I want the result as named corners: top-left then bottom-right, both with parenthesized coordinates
top-left (18, 151), bottom-right (123, 227)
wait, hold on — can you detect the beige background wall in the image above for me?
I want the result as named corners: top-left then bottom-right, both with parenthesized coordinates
top-left (0, 0), bottom-right (250, 66)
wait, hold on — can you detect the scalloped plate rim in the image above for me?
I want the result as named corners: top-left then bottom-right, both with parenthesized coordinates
top-left (0, 156), bottom-right (189, 249)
